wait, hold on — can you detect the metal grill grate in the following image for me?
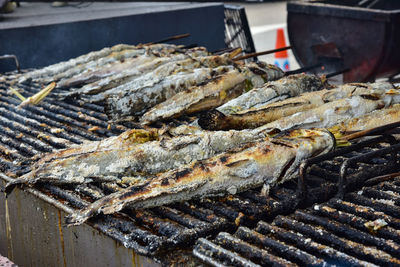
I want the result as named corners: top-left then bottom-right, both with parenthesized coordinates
top-left (194, 141), bottom-right (400, 266)
top-left (1, 74), bottom-right (400, 261)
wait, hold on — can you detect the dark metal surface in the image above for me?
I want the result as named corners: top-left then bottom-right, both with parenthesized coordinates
top-left (0, 3), bottom-right (226, 72)
top-left (287, 0), bottom-right (400, 82)
top-left (194, 177), bottom-right (400, 266)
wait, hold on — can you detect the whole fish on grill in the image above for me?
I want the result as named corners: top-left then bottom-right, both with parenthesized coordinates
top-left (43, 45), bottom-right (202, 84)
top-left (216, 73), bottom-right (325, 115)
top-left (329, 103), bottom-right (400, 134)
top-left (57, 53), bottom-right (163, 89)
top-left (18, 43), bottom-right (193, 84)
top-left (66, 128), bottom-right (335, 225)
top-left (140, 62), bottom-right (284, 124)
top-left (4, 126), bottom-right (270, 190)
top-left (18, 43), bottom-right (136, 83)
top-left (105, 65), bottom-right (236, 120)
top-left (255, 87), bottom-right (400, 133)
top-left (199, 82), bottom-right (394, 131)
top-left (57, 47), bottom-right (210, 90)
top-left (73, 52), bottom-right (235, 104)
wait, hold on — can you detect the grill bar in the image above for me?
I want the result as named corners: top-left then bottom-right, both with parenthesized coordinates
top-left (255, 221), bottom-right (372, 267)
top-left (312, 204), bottom-right (400, 243)
top-left (195, 178), bottom-right (400, 266)
top-left (214, 232), bottom-right (296, 267)
top-left (234, 227), bottom-right (324, 266)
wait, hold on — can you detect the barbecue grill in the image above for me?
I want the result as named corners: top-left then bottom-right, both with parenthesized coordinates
top-left (288, 0), bottom-right (400, 83)
top-left (0, 69), bottom-right (400, 266)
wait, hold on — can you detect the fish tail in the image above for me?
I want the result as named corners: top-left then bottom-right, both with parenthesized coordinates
top-left (67, 169), bottom-right (209, 225)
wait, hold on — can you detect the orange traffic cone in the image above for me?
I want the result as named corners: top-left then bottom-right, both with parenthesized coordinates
top-left (274, 28), bottom-right (290, 71)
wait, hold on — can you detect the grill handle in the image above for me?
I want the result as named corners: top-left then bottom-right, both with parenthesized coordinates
top-left (0, 54), bottom-right (20, 73)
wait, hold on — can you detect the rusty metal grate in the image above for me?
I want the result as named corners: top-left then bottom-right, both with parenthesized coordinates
top-left (1, 75), bottom-right (400, 260)
top-left (193, 141), bottom-right (400, 266)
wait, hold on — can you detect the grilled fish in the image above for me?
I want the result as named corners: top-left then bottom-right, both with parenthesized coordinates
top-left (329, 104), bottom-right (400, 134)
top-left (60, 54), bottom-right (189, 99)
top-left (217, 73), bottom-right (324, 115)
top-left (5, 126), bottom-right (269, 189)
top-left (57, 54), bottom-right (160, 89)
top-left (66, 128), bottom-right (335, 225)
top-left (57, 47), bottom-right (210, 90)
top-left (76, 52), bottom-right (234, 104)
top-left (18, 43), bottom-right (137, 83)
top-left (18, 44), bottom-right (191, 84)
top-left (198, 82), bottom-right (394, 131)
top-left (256, 87), bottom-right (400, 133)
top-left (140, 62), bottom-right (284, 124)
top-left (105, 65), bottom-right (236, 120)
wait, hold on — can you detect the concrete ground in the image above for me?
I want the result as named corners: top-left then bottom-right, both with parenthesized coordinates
top-left (230, 1), bottom-right (300, 70)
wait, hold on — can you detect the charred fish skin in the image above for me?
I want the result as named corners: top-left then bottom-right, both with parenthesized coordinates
top-left (329, 103), bottom-right (400, 134)
top-left (257, 89), bottom-right (400, 133)
top-left (140, 62), bottom-right (284, 124)
top-left (58, 47), bottom-right (210, 90)
top-left (66, 128), bottom-right (335, 226)
top-left (67, 56), bottom-right (185, 100)
top-left (57, 54), bottom-right (158, 89)
top-left (104, 65), bottom-right (236, 120)
top-left (199, 82), bottom-right (396, 131)
top-left (18, 43), bottom-right (177, 84)
top-left (217, 73), bottom-right (324, 115)
top-left (19, 44), bottom-right (196, 84)
top-left (6, 127), bottom-right (267, 189)
top-left (82, 53), bottom-right (233, 103)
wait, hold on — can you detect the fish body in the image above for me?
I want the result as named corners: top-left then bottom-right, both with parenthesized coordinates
top-left (105, 65), bottom-right (235, 120)
top-left (18, 43), bottom-right (135, 83)
top-left (18, 44), bottom-right (188, 84)
top-left (80, 53), bottom-right (233, 103)
top-left (58, 48), bottom-right (209, 89)
top-left (140, 62), bottom-right (284, 124)
top-left (57, 54), bottom-right (159, 89)
top-left (257, 87), bottom-right (400, 133)
top-left (6, 127), bottom-right (268, 188)
top-left (217, 73), bottom-right (324, 115)
top-left (198, 82), bottom-right (394, 131)
top-left (330, 104), bottom-right (400, 134)
top-left (67, 128), bottom-right (335, 225)
top-left (62, 54), bottom-right (189, 99)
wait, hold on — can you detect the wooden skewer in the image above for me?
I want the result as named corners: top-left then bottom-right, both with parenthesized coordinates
top-left (212, 47), bottom-right (241, 55)
top-left (342, 120), bottom-right (400, 141)
top-left (228, 48), bottom-right (243, 59)
top-left (145, 33), bottom-right (190, 45)
top-left (284, 63), bottom-right (323, 76)
top-left (233, 46), bottom-right (292, 61)
top-left (11, 82), bottom-right (57, 107)
top-left (326, 68), bottom-right (351, 79)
